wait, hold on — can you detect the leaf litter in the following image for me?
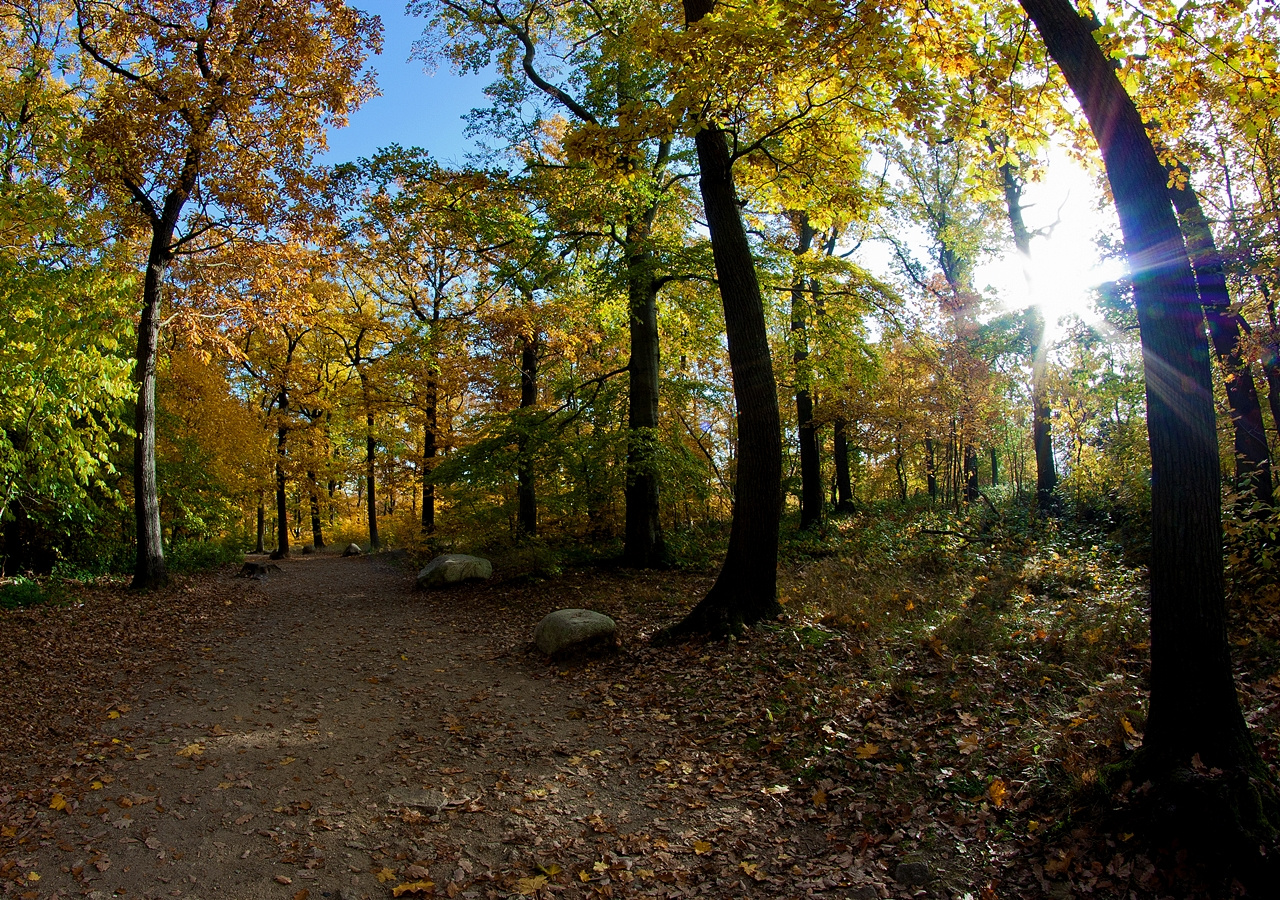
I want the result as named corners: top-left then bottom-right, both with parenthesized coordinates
top-left (0, 537), bottom-right (1272, 899)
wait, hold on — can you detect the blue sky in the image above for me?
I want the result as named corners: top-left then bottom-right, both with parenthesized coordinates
top-left (322, 2), bottom-right (490, 166)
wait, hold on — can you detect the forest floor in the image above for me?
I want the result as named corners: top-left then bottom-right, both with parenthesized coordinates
top-left (0, 524), bottom-right (1276, 900)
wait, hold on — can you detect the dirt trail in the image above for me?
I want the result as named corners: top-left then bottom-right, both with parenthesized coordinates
top-left (2, 554), bottom-right (798, 900)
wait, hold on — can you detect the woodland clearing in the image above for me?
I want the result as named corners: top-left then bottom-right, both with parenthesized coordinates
top-left (1, 524), bottom-right (1276, 900)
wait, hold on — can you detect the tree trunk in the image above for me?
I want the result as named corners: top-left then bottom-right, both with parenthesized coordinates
top-left (307, 471), bottom-right (324, 548)
top-left (998, 159), bottom-right (1059, 513)
top-left (1019, 0), bottom-right (1262, 795)
top-left (517, 332), bottom-right (539, 538)
top-left (1169, 176), bottom-right (1273, 507)
top-left (665, 102), bottom-right (782, 635)
top-left (990, 447), bottom-right (999, 487)
top-left (791, 217), bottom-right (822, 529)
top-left (365, 412), bottom-right (379, 551)
top-left (963, 444), bottom-right (979, 503)
top-left (623, 242), bottom-right (667, 566)
top-left (834, 418), bottom-right (855, 512)
top-left (422, 376), bottom-right (437, 534)
top-left (132, 243), bottom-right (168, 588)
top-left (274, 425), bottom-right (289, 559)
top-left (925, 437), bottom-right (938, 501)
top-left (255, 492), bottom-right (265, 554)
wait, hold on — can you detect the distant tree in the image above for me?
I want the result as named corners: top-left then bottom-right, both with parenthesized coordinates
top-left (74, 0), bottom-right (378, 587)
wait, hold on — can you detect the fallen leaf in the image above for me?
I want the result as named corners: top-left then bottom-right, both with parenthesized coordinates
top-left (175, 743), bottom-right (204, 758)
top-left (812, 789), bottom-right (827, 807)
top-left (275, 875), bottom-right (292, 885)
top-left (392, 881), bottom-right (435, 897)
top-left (292, 890), bottom-right (309, 900)
top-left (693, 840), bottom-right (712, 855)
top-left (48, 794), bottom-right (67, 811)
top-left (988, 778), bottom-right (1008, 808)
top-left (536, 863), bottom-right (561, 876)
top-left (854, 743), bottom-right (879, 759)
top-left (957, 734), bottom-right (980, 755)
top-left (375, 867), bottom-right (397, 883)
top-left (516, 875), bottom-right (547, 894)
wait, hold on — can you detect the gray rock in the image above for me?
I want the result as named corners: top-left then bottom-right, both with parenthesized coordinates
top-left (342, 543), bottom-right (363, 557)
top-left (389, 789), bottom-right (448, 813)
top-left (848, 887), bottom-right (881, 900)
top-left (417, 553), bottom-right (492, 588)
top-left (893, 855), bottom-right (932, 886)
top-left (534, 608), bottom-right (617, 656)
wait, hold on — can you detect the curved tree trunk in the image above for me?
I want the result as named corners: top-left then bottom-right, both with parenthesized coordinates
top-left (1019, 0), bottom-right (1261, 789)
top-left (1169, 176), bottom-right (1273, 507)
top-left (132, 243), bottom-right (169, 588)
top-left (666, 97), bottom-right (782, 635)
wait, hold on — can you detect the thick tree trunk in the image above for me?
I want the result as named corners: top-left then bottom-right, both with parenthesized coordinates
top-left (1169, 177), bottom-right (1273, 506)
top-left (623, 241), bottom-right (667, 566)
top-left (273, 425), bottom-right (289, 559)
top-left (422, 377), bottom-right (437, 534)
top-left (132, 244), bottom-right (168, 588)
top-left (307, 471), bottom-right (324, 548)
top-left (666, 118), bottom-right (782, 636)
top-left (517, 333), bottom-right (539, 538)
top-left (834, 419), bottom-right (855, 512)
top-left (791, 218), bottom-right (822, 530)
top-left (1020, 0), bottom-right (1261, 787)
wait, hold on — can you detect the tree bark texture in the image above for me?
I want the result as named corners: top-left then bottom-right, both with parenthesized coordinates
top-left (1019, 0), bottom-right (1256, 773)
top-left (791, 218), bottom-right (822, 529)
top-left (517, 333), bottom-right (539, 538)
top-left (668, 119), bottom-right (783, 635)
top-left (623, 241), bottom-right (666, 565)
top-left (132, 245), bottom-right (169, 588)
top-left (1169, 177), bottom-right (1273, 506)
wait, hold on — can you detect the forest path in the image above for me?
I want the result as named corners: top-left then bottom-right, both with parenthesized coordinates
top-left (0, 553), bottom-right (841, 900)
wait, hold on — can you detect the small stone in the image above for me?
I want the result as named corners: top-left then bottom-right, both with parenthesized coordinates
top-left (893, 855), bottom-right (932, 886)
top-left (342, 543), bottom-right (363, 557)
top-left (416, 554), bottom-right (492, 588)
top-left (848, 886), bottom-right (880, 900)
top-left (534, 609), bottom-right (617, 657)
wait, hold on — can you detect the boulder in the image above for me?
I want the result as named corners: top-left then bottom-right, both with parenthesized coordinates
top-left (534, 608), bottom-right (617, 657)
top-left (417, 553), bottom-right (492, 588)
top-left (301, 544), bottom-right (314, 555)
top-left (893, 855), bottom-right (932, 887)
top-left (342, 543), bottom-right (363, 557)
top-left (237, 561), bottom-right (281, 579)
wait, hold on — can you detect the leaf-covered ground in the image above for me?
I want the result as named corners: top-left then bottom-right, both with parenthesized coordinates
top-left (0, 523), bottom-right (1275, 899)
